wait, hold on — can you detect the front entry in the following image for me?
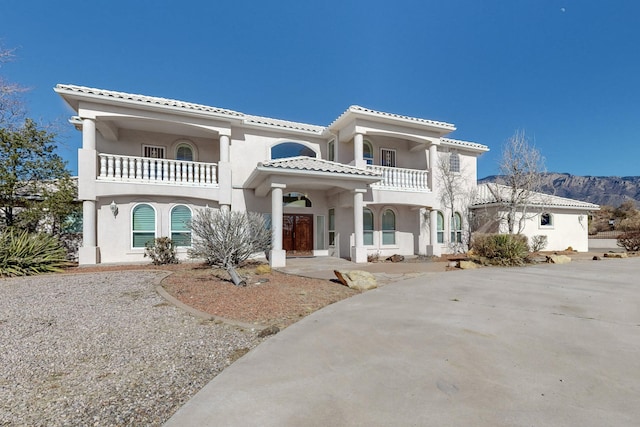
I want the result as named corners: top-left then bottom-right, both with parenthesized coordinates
top-left (283, 214), bottom-right (314, 256)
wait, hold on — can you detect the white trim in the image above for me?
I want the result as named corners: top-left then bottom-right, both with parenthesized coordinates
top-left (170, 204), bottom-right (193, 247)
top-left (171, 139), bottom-right (198, 162)
top-left (131, 202), bottom-right (157, 250)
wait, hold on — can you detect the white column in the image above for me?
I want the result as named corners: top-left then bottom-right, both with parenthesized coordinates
top-left (82, 118), bottom-right (96, 150)
top-left (78, 200), bottom-right (99, 265)
top-left (350, 189), bottom-right (367, 263)
top-left (218, 134), bottom-right (232, 209)
top-left (427, 209), bottom-right (441, 257)
top-left (354, 133), bottom-right (365, 169)
top-left (220, 134), bottom-right (230, 163)
top-left (269, 183), bottom-right (287, 268)
top-left (428, 142), bottom-right (438, 191)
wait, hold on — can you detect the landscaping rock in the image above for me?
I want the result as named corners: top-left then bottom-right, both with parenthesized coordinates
top-left (334, 270), bottom-right (378, 291)
top-left (459, 260), bottom-right (479, 269)
top-left (257, 325), bottom-right (280, 338)
top-left (604, 252), bottom-right (628, 258)
top-left (592, 256), bottom-right (601, 261)
top-left (546, 255), bottom-right (572, 264)
top-left (386, 254), bottom-right (405, 263)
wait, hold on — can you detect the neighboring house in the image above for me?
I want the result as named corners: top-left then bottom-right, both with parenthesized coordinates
top-left (472, 183), bottom-right (600, 252)
top-left (55, 84), bottom-right (490, 266)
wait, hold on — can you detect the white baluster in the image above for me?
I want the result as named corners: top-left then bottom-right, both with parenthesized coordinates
top-left (122, 156), bottom-right (128, 179)
top-left (169, 161), bottom-right (175, 182)
top-left (100, 155), bottom-right (107, 177)
top-left (162, 160), bottom-right (168, 181)
top-left (188, 163), bottom-right (193, 183)
top-left (114, 156), bottom-right (121, 179)
top-left (107, 156), bottom-right (114, 178)
top-left (205, 164), bottom-right (211, 184)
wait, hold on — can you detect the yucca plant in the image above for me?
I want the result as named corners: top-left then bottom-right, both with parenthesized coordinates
top-left (0, 229), bottom-right (70, 277)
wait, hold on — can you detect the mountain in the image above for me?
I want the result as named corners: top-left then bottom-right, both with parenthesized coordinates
top-left (479, 173), bottom-right (640, 207)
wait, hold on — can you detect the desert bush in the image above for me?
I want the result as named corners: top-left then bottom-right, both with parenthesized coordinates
top-left (529, 235), bottom-right (548, 252)
top-left (471, 233), bottom-right (530, 266)
top-left (144, 237), bottom-right (179, 265)
top-left (0, 229), bottom-right (69, 276)
top-left (189, 209), bottom-right (271, 286)
top-left (617, 231), bottom-right (640, 252)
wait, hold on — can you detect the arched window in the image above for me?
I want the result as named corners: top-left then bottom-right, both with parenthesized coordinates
top-left (363, 140), bottom-right (374, 165)
top-left (449, 152), bottom-right (460, 173)
top-left (363, 208), bottom-right (374, 245)
top-left (437, 211), bottom-right (444, 244)
top-left (271, 142), bottom-right (317, 159)
top-left (382, 209), bottom-right (396, 245)
top-left (451, 212), bottom-right (463, 243)
top-left (540, 212), bottom-right (553, 227)
top-left (176, 144), bottom-right (194, 161)
top-left (132, 204), bottom-right (156, 248)
top-left (171, 205), bottom-right (192, 247)
top-left (283, 192), bottom-right (312, 207)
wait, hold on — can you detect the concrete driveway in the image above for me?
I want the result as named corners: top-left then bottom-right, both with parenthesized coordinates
top-left (165, 258), bottom-right (640, 427)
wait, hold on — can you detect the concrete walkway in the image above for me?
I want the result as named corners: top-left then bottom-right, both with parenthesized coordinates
top-left (165, 258), bottom-right (640, 426)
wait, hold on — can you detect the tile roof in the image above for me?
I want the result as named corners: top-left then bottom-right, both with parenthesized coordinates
top-left (244, 115), bottom-right (325, 134)
top-left (330, 105), bottom-right (456, 130)
top-left (55, 84), bottom-right (244, 117)
top-left (473, 184), bottom-right (600, 210)
top-left (259, 156), bottom-right (381, 177)
top-left (441, 137), bottom-right (489, 152)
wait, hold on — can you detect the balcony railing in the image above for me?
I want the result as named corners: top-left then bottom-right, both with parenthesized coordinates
top-left (366, 165), bottom-right (429, 192)
top-left (98, 153), bottom-right (218, 186)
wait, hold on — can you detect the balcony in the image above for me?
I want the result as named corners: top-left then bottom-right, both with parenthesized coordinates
top-left (366, 165), bottom-right (430, 192)
top-left (98, 153), bottom-right (218, 187)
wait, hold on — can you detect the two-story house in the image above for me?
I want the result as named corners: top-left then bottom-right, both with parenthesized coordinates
top-left (55, 84), bottom-right (489, 266)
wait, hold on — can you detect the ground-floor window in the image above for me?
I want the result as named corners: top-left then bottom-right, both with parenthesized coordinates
top-left (382, 209), bottom-right (396, 245)
top-left (540, 212), bottom-right (553, 227)
top-left (437, 211), bottom-right (445, 244)
top-left (451, 212), bottom-right (462, 243)
top-left (328, 209), bottom-right (335, 246)
top-left (171, 205), bottom-right (192, 246)
top-left (132, 203), bottom-right (156, 248)
top-left (363, 208), bottom-right (374, 245)
top-left (316, 215), bottom-right (325, 249)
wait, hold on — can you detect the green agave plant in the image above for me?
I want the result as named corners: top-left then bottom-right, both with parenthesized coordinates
top-left (0, 229), bottom-right (70, 277)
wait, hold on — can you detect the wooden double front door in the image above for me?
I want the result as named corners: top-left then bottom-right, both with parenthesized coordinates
top-left (282, 214), bottom-right (313, 256)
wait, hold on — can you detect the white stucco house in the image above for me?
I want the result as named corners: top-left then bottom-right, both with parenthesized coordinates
top-left (471, 183), bottom-right (600, 252)
top-left (55, 84), bottom-right (495, 266)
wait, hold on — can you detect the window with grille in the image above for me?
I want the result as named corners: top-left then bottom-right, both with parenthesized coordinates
top-left (449, 152), bottom-right (460, 173)
top-left (381, 148), bottom-right (396, 167)
top-left (451, 212), bottom-right (463, 243)
top-left (437, 211), bottom-right (444, 244)
top-left (143, 145), bottom-right (165, 159)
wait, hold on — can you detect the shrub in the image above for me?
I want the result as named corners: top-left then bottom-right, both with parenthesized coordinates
top-left (529, 235), bottom-right (548, 252)
top-left (471, 233), bottom-right (530, 266)
top-left (144, 237), bottom-right (179, 265)
top-left (0, 229), bottom-right (69, 276)
top-left (617, 231), bottom-right (640, 252)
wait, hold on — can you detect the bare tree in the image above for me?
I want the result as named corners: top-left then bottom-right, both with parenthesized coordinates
top-left (0, 45), bottom-right (27, 127)
top-left (436, 152), bottom-right (475, 252)
top-left (188, 208), bottom-right (271, 286)
top-left (489, 130), bottom-right (546, 234)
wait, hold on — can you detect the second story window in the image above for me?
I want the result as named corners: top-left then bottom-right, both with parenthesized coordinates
top-left (363, 140), bottom-right (374, 165)
top-left (143, 145), bottom-right (165, 159)
top-left (176, 144), bottom-right (194, 161)
top-left (381, 148), bottom-right (396, 167)
top-left (271, 142), bottom-right (317, 159)
top-left (449, 152), bottom-right (460, 173)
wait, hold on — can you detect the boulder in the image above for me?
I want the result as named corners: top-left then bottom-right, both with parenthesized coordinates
top-left (459, 260), bottom-right (479, 269)
top-left (592, 256), bottom-right (601, 261)
top-left (334, 270), bottom-right (378, 291)
top-left (257, 325), bottom-right (280, 338)
top-left (603, 252), bottom-right (628, 258)
top-left (546, 254), bottom-right (572, 264)
top-left (386, 254), bottom-right (405, 263)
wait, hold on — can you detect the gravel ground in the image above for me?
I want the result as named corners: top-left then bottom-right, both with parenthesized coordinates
top-left (0, 271), bottom-right (261, 426)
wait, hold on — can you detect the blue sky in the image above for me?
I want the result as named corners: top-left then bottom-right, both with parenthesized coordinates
top-left (1, 0), bottom-right (638, 178)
